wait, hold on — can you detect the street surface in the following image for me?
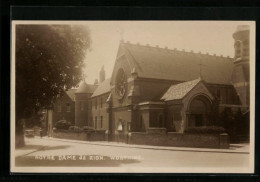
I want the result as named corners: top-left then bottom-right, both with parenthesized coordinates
top-left (15, 137), bottom-right (250, 169)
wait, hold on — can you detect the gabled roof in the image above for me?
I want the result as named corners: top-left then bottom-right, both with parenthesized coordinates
top-left (161, 78), bottom-right (201, 101)
top-left (75, 81), bottom-right (97, 94)
top-left (91, 78), bottom-right (111, 98)
top-left (119, 42), bottom-right (234, 85)
top-left (65, 89), bottom-right (77, 101)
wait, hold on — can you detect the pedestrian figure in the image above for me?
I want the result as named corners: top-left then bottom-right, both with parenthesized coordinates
top-left (40, 128), bottom-right (43, 138)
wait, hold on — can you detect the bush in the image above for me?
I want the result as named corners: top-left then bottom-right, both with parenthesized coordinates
top-left (83, 126), bottom-right (95, 132)
top-left (55, 120), bottom-right (71, 130)
top-left (68, 125), bottom-right (83, 131)
top-left (185, 126), bottom-right (226, 134)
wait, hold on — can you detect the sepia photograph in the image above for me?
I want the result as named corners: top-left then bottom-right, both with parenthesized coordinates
top-left (10, 21), bottom-right (255, 173)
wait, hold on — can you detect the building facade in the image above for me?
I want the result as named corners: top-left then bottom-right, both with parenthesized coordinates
top-left (52, 89), bottom-right (76, 126)
top-left (90, 79), bottom-right (111, 130)
top-left (74, 81), bottom-right (97, 127)
top-left (108, 40), bottom-right (239, 139)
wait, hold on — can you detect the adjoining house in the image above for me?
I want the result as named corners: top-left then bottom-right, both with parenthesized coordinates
top-left (52, 89), bottom-right (77, 126)
top-left (50, 25), bottom-right (250, 147)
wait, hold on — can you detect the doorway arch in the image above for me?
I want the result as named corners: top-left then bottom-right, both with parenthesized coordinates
top-left (187, 94), bottom-right (212, 128)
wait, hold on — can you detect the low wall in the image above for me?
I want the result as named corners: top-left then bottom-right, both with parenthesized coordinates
top-left (128, 132), bottom-right (229, 149)
top-left (87, 130), bottom-right (106, 141)
top-left (53, 130), bottom-right (87, 141)
top-left (53, 130), bottom-right (107, 142)
top-left (115, 132), bottom-right (128, 143)
top-left (53, 130), bottom-right (229, 149)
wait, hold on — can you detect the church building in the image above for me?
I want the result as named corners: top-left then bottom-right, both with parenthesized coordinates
top-left (51, 25), bottom-right (250, 142)
top-left (107, 40), bottom-right (239, 139)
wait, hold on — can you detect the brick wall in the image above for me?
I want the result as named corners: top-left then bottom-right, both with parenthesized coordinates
top-left (53, 130), bottom-right (107, 142)
top-left (128, 132), bottom-right (229, 149)
top-left (53, 130), bottom-right (87, 141)
top-left (90, 93), bottom-right (110, 130)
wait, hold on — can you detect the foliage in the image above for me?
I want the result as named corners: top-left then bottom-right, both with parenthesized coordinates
top-left (24, 112), bottom-right (44, 128)
top-left (83, 126), bottom-right (95, 131)
top-left (69, 125), bottom-right (83, 131)
top-left (185, 126), bottom-right (226, 134)
top-left (15, 24), bottom-right (91, 121)
top-left (55, 120), bottom-right (71, 130)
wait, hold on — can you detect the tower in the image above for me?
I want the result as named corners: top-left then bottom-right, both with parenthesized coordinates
top-left (232, 25), bottom-right (250, 106)
top-left (99, 65), bottom-right (105, 83)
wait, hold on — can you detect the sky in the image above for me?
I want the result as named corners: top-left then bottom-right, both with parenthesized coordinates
top-left (82, 21), bottom-right (252, 84)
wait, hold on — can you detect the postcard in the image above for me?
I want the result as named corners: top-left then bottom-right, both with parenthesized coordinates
top-left (11, 21), bottom-right (255, 173)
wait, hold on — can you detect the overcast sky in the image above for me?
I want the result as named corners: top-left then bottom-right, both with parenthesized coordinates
top-left (82, 21), bottom-right (252, 84)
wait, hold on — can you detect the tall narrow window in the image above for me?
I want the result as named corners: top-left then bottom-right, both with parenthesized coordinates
top-left (100, 97), bottom-right (103, 108)
top-left (66, 103), bottom-right (71, 112)
top-left (95, 99), bottom-right (97, 109)
top-left (80, 102), bottom-right (84, 111)
top-left (100, 116), bottom-right (103, 128)
top-left (95, 116), bottom-right (97, 129)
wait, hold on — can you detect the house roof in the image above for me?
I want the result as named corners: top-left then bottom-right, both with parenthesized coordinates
top-left (91, 78), bottom-right (111, 98)
top-left (161, 78), bottom-right (201, 101)
top-left (65, 89), bottom-right (77, 101)
top-left (120, 42), bottom-right (234, 85)
top-left (75, 81), bottom-right (97, 94)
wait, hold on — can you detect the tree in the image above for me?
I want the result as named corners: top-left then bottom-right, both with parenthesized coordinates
top-left (15, 24), bottom-right (91, 146)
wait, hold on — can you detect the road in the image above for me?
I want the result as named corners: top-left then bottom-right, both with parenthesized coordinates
top-left (15, 137), bottom-right (250, 170)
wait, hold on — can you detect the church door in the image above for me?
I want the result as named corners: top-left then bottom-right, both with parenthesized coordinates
top-left (188, 95), bottom-right (211, 128)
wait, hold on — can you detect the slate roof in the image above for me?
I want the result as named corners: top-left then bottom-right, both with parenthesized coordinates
top-left (75, 81), bottom-right (97, 94)
top-left (65, 89), bottom-right (77, 101)
top-left (121, 42), bottom-right (234, 85)
top-left (161, 78), bottom-right (201, 101)
top-left (91, 78), bottom-right (111, 98)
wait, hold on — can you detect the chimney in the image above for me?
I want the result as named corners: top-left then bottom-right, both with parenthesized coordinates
top-left (99, 65), bottom-right (105, 83)
top-left (94, 79), bottom-right (98, 85)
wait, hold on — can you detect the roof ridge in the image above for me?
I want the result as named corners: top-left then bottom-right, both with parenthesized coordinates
top-left (122, 40), bottom-right (233, 59)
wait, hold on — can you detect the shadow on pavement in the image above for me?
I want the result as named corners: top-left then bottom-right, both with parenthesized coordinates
top-left (15, 155), bottom-right (140, 167)
top-left (17, 144), bottom-right (71, 151)
top-left (17, 144), bottom-right (45, 150)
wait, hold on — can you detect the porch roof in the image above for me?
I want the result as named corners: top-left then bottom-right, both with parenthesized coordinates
top-left (161, 78), bottom-right (201, 101)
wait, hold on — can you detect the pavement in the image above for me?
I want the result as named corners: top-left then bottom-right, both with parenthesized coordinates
top-left (15, 136), bottom-right (250, 158)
